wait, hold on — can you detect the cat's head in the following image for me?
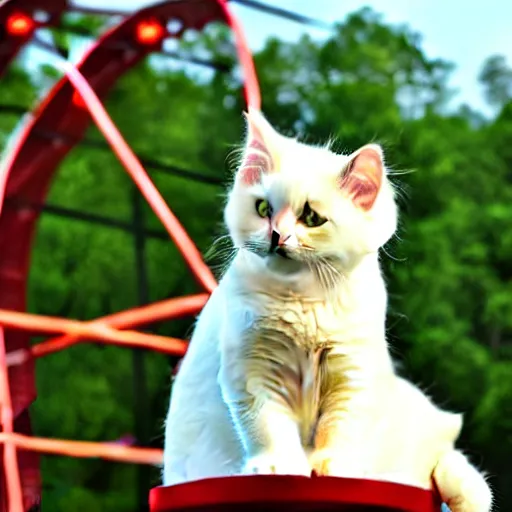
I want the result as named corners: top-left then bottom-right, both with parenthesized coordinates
top-left (224, 109), bottom-right (398, 276)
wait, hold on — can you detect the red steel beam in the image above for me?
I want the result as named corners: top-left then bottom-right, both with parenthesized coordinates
top-left (3, 293), bottom-right (208, 365)
top-left (0, 308), bottom-right (189, 355)
top-left (61, 60), bottom-right (218, 292)
top-left (0, 433), bottom-right (163, 465)
top-left (0, 328), bottom-right (23, 512)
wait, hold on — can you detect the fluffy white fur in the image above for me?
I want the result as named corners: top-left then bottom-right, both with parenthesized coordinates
top-left (162, 109), bottom-right (492, 512)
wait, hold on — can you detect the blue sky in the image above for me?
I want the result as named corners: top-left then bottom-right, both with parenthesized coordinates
top-left (68, 1), bottom-right (512, 115)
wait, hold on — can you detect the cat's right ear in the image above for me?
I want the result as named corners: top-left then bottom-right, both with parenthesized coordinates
top-left (339, 144), bottom-right (384, 211)
top-left (237, 108), bottom-right (275, 186)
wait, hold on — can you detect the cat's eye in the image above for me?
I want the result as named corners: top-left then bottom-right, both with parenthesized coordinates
top-left (255, 199), bottom-right (271, 218)
top-left (300, 202), bottom-right (327, 228)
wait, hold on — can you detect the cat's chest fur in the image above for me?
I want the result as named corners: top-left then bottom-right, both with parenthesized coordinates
top-left (264, 296), bottom-right (332, 337)
top-left (237, 296), bottom-right (342, 447)
top-left (247, 292), bottom-right (348, 343)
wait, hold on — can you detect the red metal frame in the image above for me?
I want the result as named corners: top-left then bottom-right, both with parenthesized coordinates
top-left (0, 1), bottom-right (260, 510)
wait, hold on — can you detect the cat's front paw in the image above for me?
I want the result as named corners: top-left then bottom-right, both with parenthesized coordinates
top-left (243, 452), bottom-right (311, 476)
top-left (310, 449), bottom-right (365, 478)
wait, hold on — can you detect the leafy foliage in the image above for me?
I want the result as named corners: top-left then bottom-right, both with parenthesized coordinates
top-left (1, 7), bottom-right (510, 511)
top-left (479, 55), bottom-right (512, 109)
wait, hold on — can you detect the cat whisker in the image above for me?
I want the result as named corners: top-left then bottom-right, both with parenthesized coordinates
top-left (243, 239), bottom-right (269, 258)
top-left (205, 234), bottom-right (232, 260)
top-left (300, 252), bottom-right (330, 295)
top-left (205, 234), bottom-right (239, 277)
top-left (324, 258), bottom-right (345, 284)
top-left (312, 256), bottom-right (345, 299)
top-left (380, 244), bottom-right (406, 263)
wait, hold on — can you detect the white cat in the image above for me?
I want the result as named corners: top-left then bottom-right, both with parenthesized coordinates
top-left (162, 109), bottom-right (492, 512)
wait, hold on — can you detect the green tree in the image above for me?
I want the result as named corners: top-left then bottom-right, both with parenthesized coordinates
top-left (479, 54), bottom-right (512, 109)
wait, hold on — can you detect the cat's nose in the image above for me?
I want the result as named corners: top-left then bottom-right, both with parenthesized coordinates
top-left (271, 206), bottom-right (296, 241)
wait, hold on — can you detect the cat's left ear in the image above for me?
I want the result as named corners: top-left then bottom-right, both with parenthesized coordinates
top-left (237, 108), bottom-right (276, 186)
top-left (339, 144), bottom-right (384, 211)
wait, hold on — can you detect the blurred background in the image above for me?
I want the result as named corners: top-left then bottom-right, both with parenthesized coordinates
top-left (1, 0), bottom-right (511, 510)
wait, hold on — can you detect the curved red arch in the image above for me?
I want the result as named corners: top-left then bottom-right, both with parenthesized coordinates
top-left (0, 0), bottom-right (260, 509)
top-left (0, 0), bottom-right (67, 77)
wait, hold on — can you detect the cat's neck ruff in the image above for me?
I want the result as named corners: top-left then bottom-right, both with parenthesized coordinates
top-left (228, 249), bottom-right (386, 311)
top-left (224, 248), bottom-right (393, 372)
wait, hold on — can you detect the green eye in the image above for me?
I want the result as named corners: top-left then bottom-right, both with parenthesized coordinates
top-left (256, 199), bottom-right (271, 218)
top-left (300, 202), bottom-right (327, 228)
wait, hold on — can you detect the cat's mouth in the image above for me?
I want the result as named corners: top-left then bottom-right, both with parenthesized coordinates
top-left (242, 239), bottom-right (298, 262)
top-left (269, 230), bottom-right (293, 260)
top-left (272, 247), bottom-right (292, 259)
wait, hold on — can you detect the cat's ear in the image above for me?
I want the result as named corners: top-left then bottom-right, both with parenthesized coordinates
top-left (237, 108), bottom-right (276, 186)
top-left (339, 144), bottom-right (384, 211)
